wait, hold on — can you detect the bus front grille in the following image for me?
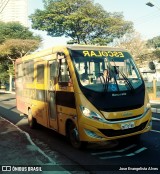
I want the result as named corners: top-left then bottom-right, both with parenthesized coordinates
top-left (98, 121), bottom-right (148, 137)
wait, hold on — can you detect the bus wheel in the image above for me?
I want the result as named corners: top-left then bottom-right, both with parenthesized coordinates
top-left (67, 122), bottom-right (86, 149)
top-left (28, 109), bottom-right (37, 129)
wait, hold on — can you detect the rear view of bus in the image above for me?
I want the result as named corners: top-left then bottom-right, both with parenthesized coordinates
top-left (68, 46), bottom-right (152, 148)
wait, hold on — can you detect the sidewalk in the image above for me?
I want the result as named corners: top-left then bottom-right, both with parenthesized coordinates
top-left (150, 100), bottom-right (160, 114)
top-left (0, 116), bottom-right (70, 174)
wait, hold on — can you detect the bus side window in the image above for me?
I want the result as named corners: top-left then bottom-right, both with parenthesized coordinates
top-left (16, 63), bottom-right (23, 83)
top-left (49, 61), bottom-right (59, 89)
top-left (37, 64), bottom-right (44, 84)
top-left (58, 58), bottom-right (71, 86)
top-left (24, 60), bottom-right (34, 83)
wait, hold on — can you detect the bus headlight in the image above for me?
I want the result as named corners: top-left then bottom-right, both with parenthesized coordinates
top-left (145, 103), bottom-right (151, 113)
top-left (147, 103), bottom-right (151, 108)
top-left (80, 106), bottom-right (104, 122)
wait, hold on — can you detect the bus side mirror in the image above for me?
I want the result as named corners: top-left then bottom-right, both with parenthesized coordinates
top-left (148, 61), bottom-right (155, 71)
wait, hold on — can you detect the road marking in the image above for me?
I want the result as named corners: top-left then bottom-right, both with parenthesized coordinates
top-left (152, 117), bottom-right (160, 121)
top-left (91, 144), bottom-right (137, 155)
top-left (126, 147), bottom-right (147, 156)
top-left (151, 129), bottom-right (160, 133)
top-left (126, 153), bottom-right (135, 157)
top-left (100, 147), bottom-right (147, 160)
top-left (116, 144), bottom-right (137, 153)
top-left (134, 147), bottom-right (147, 154)
top-left (100, 155), bottom-right (122, 160)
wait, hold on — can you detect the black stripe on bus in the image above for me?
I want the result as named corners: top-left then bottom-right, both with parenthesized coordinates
top-left (56, 91), bottom-right (76, 109)
top-left (16, 88), bottom-right (76, 108)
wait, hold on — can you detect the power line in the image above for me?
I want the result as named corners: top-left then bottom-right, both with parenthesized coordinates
top-left (0, 0), bottom-right (10, 14)
top-left (134, 12), bottom-right (160, 25)
top-left (133, 11), bottom-right (159, 22)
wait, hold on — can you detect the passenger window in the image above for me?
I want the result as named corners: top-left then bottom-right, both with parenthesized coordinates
top-left (24, 61), bottom-right (34, 83)
top-left (37, 64), bottom-right (44, 83)
top-left (58, 58), bottom-right (70, 84)
top-left (16, 63), bottom-right (23, 83)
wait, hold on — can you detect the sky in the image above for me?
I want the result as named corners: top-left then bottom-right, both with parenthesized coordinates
top-left (28, 0), bottom-right (160, 49)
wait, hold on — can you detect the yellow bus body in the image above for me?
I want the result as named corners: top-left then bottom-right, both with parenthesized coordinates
top-left (15, 45), bottom-right (152, 148)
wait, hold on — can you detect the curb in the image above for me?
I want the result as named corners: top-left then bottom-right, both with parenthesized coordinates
top-left (151, 107), bottom-right (160, 113)
top-left (152, 117), bottom-right (160, 121)
top-left (0, 90), bottom-right (15, 94)
top-left (151, 106), bottom-right (160, 121)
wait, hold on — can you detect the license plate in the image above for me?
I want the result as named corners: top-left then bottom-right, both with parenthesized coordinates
top-left (121, 122), bottom-right (135, 130)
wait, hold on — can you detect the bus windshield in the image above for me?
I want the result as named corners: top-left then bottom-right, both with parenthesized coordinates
top-left (70, 49), bottom-right (143, 92)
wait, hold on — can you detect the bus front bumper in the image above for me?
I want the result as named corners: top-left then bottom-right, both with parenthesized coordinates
top-left (79, 109), bottom-right (152, 142)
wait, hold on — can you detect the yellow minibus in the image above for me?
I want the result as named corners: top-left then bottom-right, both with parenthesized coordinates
top-left (15, 45), bottom-right (152, 148)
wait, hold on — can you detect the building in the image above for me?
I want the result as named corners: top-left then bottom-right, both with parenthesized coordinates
top-left (0, 0), bottom-right (28, 27)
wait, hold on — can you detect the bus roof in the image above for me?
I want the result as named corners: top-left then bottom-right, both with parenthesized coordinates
top-left (67, 45), bottom-right (128, 52)
top-left (16, 45), bottom-right (129, 62)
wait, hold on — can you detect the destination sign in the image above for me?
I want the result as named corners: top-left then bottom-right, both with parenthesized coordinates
top-left (82, 50), bottom-right (125, 58)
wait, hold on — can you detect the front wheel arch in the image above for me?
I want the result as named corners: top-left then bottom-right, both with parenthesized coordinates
top-left (66, 120), bottom-right (87, 149)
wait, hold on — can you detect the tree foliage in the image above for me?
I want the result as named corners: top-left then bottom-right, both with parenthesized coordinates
top-left (0, 22), bottom-right (41, 44)
top-left (0, 22), bottom-right (41, 62)
top-left (147, 36), bottom-right (160, 61)
top-left (115, 32), bottom-right (160, 65)
top-left (153, 49), bottom-right (160, 59)
top-left (0, 39), bottom-right (41, 61)
top-left (30, 0), bottom-right (133, 45)
top-left (0, 22), bottom-right (42, 88)
top-left (0, 63), bottom-right (9, 84)
top-left (114, 32), bottom-right (150, 62)
top-left (147, 36), bottom-right (160, 49)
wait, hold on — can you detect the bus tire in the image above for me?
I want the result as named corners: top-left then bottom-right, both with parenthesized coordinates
top-left (28, 109), bottom-right (37, 129)
top-left (67, 121), bottom-right (86, 149)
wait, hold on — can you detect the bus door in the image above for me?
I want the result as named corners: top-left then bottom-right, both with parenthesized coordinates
top-left (47, 60), bottom-right (59, 130)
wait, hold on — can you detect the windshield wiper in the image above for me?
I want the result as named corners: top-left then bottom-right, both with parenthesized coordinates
top-left (119, 70), bottom-right (134, 91)
top-left (111, 58), bottom-right (134, 92)
top-left (105, 76), bottom-right (110, 92)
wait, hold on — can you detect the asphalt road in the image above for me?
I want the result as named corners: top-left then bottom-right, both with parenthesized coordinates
top-left (0, 93), bottom-right (160, 174)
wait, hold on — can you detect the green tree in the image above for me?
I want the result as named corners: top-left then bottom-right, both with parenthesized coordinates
top-left (147, 36), bottom-right (160, 62)
top-left (0, 39), bottom-right (41, 61)
top-left (0, 22), bottom-right (41, 62)
top-left (0, 63), bottom-right (9, 85)
top-left (153, 49), bottom-right (160, 60)
top-left (114, 32), bottom-right (150, 65)
top-left (0, 21), bottom-right (41, 44)
top-left (0, 22), bottom-right (42, 91)
top-left (147, 36), bottom-right (160, 49)
top-left (30, 0), bottom-right (133, 45)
